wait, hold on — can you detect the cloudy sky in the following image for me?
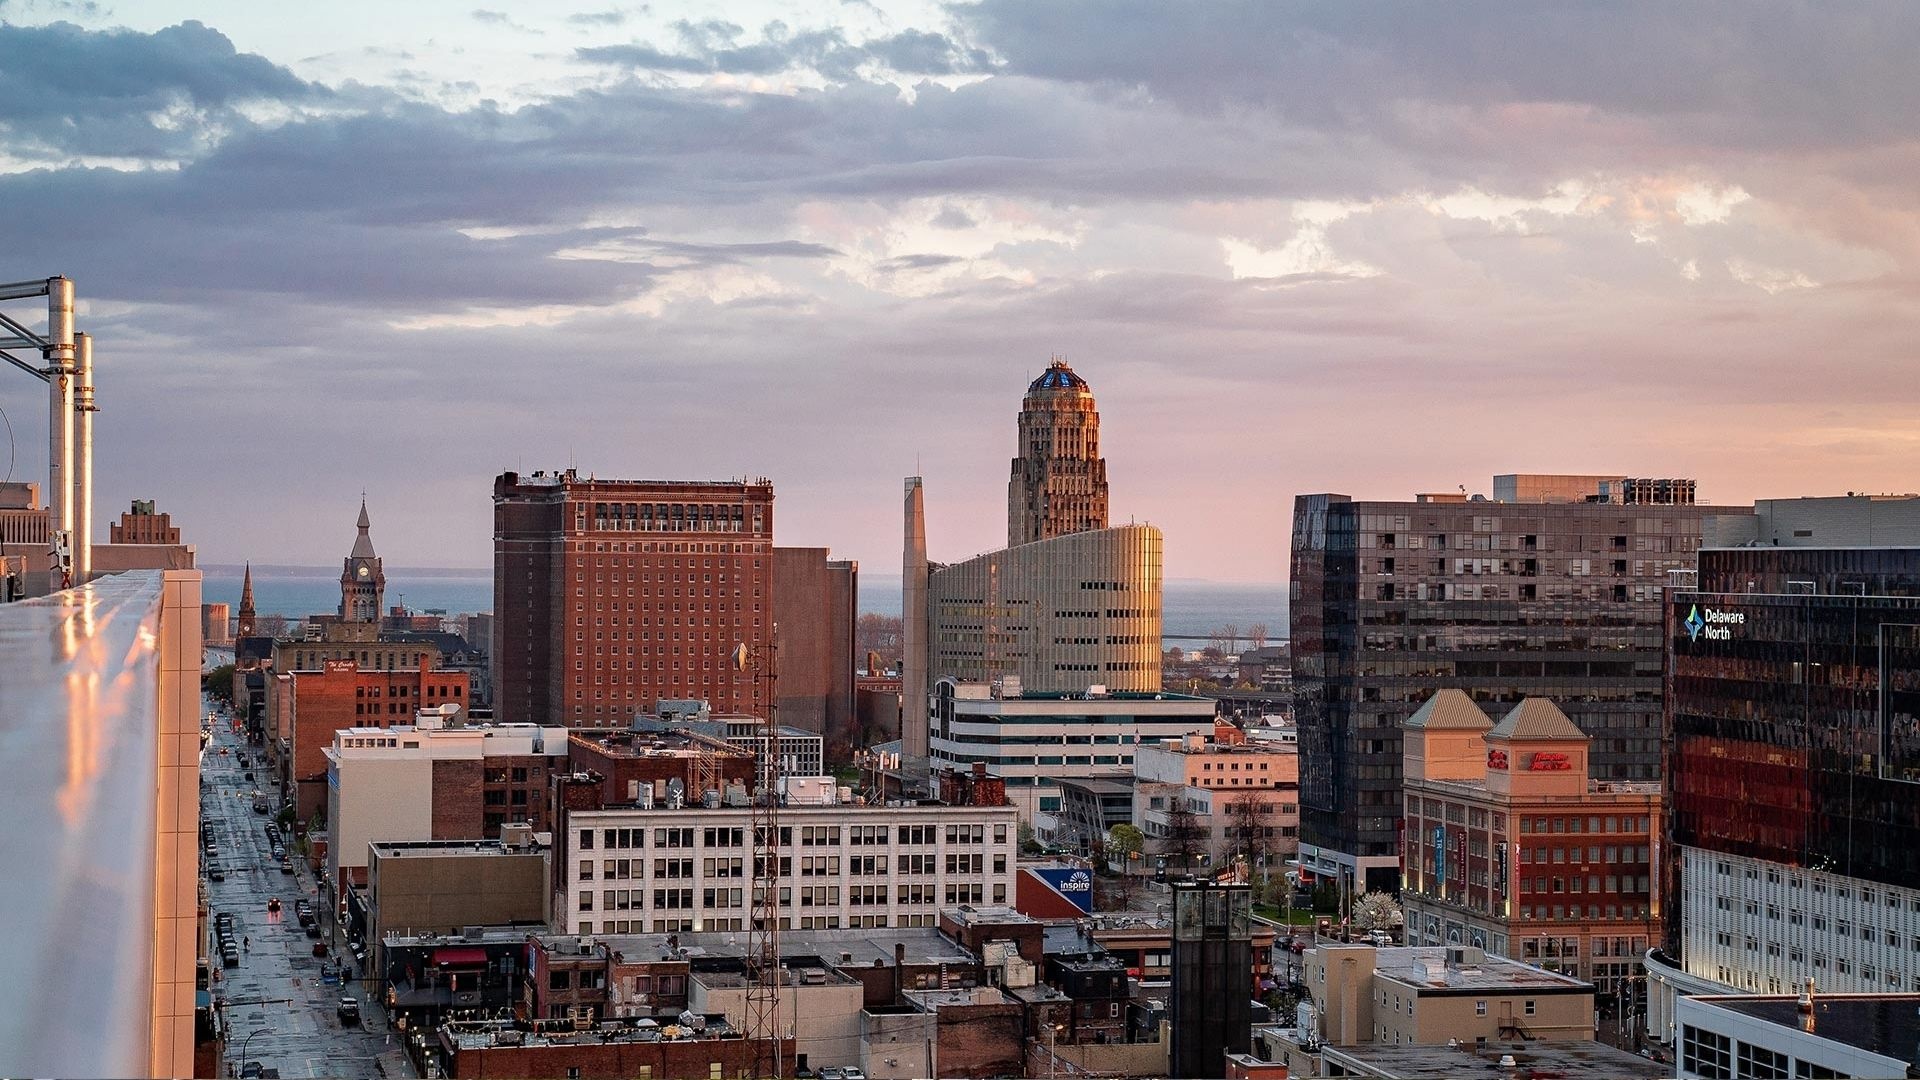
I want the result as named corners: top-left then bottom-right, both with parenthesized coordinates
top-left (2, 0), bottom-right (1916, 581)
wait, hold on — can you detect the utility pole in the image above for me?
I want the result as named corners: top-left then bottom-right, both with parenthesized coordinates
top-left (740, 625), bottom-right (784, 1078)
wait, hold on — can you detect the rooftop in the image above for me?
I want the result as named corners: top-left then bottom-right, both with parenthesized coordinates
top-left (1332, 945), bottom-right (1592, 994)
top-left (569, 728), bottom-right (751, 760)
top-left (1704, 993), bottom-right (1920, 1065)
top-left (1487, 698), bottom-right (1588, 742)
top-left (369, 838), bottom-right (545, 858)
top-left (941, 904), bottom-right (1039, 929)
top-left (575, 927), bottom-right (977, 968)
top-left (1053, 774), bottom-right (1136, 795)
top-left (1404, 689), bottom-right (1493, 731)
top-left (439, 1017), bottom-right (743, 1051)
top-left (1321, 1039), bottom-right (1663, 1080)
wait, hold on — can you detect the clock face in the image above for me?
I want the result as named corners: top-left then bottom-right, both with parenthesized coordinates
top-left (357, 565), bottom-right (370, 579)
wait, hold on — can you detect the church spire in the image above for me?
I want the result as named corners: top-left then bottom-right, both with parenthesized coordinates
top-left (236, 561), bottom-right (257, 638)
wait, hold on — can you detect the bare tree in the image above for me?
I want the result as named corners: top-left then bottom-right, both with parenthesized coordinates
top-left (1247, 622), bottom-right (1268, 650)
top-left (1163, 795), bottom-right (1208, 871)
top-left (1222, 623), bottom-right (1241, 655)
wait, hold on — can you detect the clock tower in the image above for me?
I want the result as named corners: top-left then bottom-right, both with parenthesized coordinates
top-left (340, 497), bottom-right (385, 622)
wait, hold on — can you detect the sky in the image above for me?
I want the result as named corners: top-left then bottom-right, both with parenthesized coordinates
top-left (2, 1), bottom-right (1918, 581)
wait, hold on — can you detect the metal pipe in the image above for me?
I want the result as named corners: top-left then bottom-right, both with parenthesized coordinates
top-left (0, 349), bottom-right (49, 382)
top-left (45, 278), bottom-right (74, 582)
top-left (0, 279), bottom-right (55, 301)
top-left (73, 332), bottom-right (93, 584)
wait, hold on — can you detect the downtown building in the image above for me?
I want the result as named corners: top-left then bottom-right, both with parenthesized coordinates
top-left (1399, 691), bottom-right (1661, 996)
top-left (1289, 475), bottom-right (1744, 895)
top-left (552, 773), bottom-right (1020, 936)
top-left (1655, 495), bottom-right (1920, 1035)
top-left (492, 472), bottom-right (856, 734)
top-left (903, 360), bottom-right (1216, 829)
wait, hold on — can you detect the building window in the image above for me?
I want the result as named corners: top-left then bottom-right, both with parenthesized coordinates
top-left (1475, 1000), bottom-right (1487, 1017)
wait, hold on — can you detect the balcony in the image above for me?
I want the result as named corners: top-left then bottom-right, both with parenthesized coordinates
top-left (0, 570), bottom-right (203, 1078)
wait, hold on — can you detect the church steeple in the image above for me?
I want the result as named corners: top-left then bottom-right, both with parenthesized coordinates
top-left (340, 498), bottom-right (385, 622)
top-left (236, 561), bottom-right (257, 638)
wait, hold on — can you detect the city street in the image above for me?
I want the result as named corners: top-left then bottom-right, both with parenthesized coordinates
top-left (203, 704), bottom-right (413, 1079)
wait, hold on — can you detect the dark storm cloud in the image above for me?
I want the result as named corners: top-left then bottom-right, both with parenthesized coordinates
top-left (0, 19), bottom-right (322, 162)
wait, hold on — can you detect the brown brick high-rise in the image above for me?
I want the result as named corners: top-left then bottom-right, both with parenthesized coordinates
top-left (493, 471), bottom-right (774, 725)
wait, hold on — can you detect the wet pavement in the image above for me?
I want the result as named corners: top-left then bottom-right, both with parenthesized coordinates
top-left (203, 707), bottom-right (414, 1079)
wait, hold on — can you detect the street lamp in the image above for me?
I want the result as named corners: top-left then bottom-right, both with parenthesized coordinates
top-left (235, 1027), bottom-right (270, 1075)
top-left (1047, 1021), bottom-right (1065, 1080)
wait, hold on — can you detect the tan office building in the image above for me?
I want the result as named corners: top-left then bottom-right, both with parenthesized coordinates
top-left (1307, 943), bottom-right (1595, 1047)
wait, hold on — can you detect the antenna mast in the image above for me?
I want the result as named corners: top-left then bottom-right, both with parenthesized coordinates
top-left (741, 625), bottom-right (784, 1077)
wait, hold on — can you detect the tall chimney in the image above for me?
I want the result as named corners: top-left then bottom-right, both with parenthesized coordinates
top-left (894, 942), bottom-right (907, 1005)
top-left (901, 478), bottom-right (929, 764)
top-left (45, 277), bottom-right (74, 578)
top-left (72, 331), bottom-right (92, 583)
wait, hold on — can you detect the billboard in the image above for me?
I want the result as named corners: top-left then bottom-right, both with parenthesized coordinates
top-left (1032, 866), bottom-right (1095, 913)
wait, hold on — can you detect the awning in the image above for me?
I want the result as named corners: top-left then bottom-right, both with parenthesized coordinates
top-left (433, 946), bottom-right (490, 966)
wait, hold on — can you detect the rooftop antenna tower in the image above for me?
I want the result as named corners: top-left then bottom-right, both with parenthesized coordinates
top-left (737, 625), bottom-right (785, 1078)
top-left (0, 277), bottom-right (91, 586)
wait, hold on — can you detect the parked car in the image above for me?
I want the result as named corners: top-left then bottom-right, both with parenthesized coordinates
top-left (221, 948), bottom-right (239, 968)
top-left (337, 997), bottom-right (360, 1025)
top-left (1366, 930), bottom-right (1394, 947)
top-left (238, 1061), bottom-right (262, 1079)
top-left (279, 859), bottom-right (295, 876)
top-left (311, 940), bottom-right (328, 957)
top-left (843, 1069), bottom-right (867, 1080)
top-left (207, 863), bottom-right (225, 882)
top-left (816, 1069), bottom-right (845, 1080)
top-left (306, 922), bottom-right (323, 939)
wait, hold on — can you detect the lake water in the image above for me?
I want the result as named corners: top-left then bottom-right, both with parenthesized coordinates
top-left (205, 569), bottom-right (1289, 642)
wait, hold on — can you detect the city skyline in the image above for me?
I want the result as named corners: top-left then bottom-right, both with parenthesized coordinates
top-left (4, 2), bottom-right (1919, 582)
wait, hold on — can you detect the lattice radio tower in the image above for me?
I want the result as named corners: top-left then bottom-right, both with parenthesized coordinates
top-left (735, 624), bottom-right (784, 1078)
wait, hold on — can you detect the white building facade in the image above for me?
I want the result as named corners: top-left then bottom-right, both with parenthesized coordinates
top-left (1679, 848), bottom-right (1920, 998)
top-left (927, 679), bottom-right (1217, 828)
top-left (558, 796), bottom-right (1020, 936)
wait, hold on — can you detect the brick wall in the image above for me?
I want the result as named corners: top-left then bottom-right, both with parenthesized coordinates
top-left (431, 759), bottom-right (485, 838)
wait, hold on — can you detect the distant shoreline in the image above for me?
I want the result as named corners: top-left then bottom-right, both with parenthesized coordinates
top-left (200, 564), bottom-right (491, 578)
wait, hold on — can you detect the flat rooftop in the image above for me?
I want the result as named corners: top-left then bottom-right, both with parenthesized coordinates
top-left (440, 1017), bottom-right (741, 1050)
top-left (1705, 994), bottom-right (1920, 1065)
top-left (1324, 1040), bottom-right (1663, 1079)
top-left (1053, 774), bottom-right (1135, 795)
top-left (578, 927), bottom-right (977, 968)
top-left (568, 729), bottom-right (751, 759)
top-left (1344, 946), bottom-right (1592, 994)
top-left (369, 839), bottom-right (544, 858)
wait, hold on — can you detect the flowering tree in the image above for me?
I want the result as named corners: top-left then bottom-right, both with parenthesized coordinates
top-left (1351, 891), bottom-right (1404, 931)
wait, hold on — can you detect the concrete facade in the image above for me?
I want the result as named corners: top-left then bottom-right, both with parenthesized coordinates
top-left (927, 523), bottom-right (1164, 695)
top-left (324, 717), bottom-right (569, 892)
top-left (927, 681), bottom-right (1216, 826)
top-left (1007, 358), bottom-right (1109, 547)
top-left (1308, 944), bottom-right (1596, 1048)
top-left (556, 799), bottom-right (1020, 936)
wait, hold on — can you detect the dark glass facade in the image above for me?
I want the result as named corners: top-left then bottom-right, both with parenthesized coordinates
top-left (1291, 494), bottom-right (1730, 870)
top-left (1667, 548), bottom-right (1920, 901)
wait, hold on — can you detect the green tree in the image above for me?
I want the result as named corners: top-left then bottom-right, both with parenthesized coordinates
top-left (1107, 824), bottom-right (1145, 864)
top-left (203, 664), bottom-right (236, 707)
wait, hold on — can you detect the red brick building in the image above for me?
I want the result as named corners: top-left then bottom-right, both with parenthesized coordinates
top-left (287, 658), bottom-right (469, 822)
top-left (1400, 691), bottom-right (1662, 996)
top-left (438, 1020), bottom-right (789, 1079)
top-left (493, 471), bottom-right (774, 725)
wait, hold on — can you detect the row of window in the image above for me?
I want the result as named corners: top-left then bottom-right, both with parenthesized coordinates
top-left (576, 823), bottom-right (1009, 851)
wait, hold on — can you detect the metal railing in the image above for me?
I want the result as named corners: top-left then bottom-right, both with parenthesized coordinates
top-left (0, 569), bottom-right (201, 1077)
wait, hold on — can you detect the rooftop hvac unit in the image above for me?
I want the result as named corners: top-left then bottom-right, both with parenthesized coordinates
top-left (638, 784), bottom-right (655, 809)
top-left (702, 788), bottom-right (721, 809)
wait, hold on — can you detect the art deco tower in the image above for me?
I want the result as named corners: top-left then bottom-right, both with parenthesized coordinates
top-left (1007, 358), bottom-right (1109, 547)
top-left (339, 497), bottom-right (385, 622)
